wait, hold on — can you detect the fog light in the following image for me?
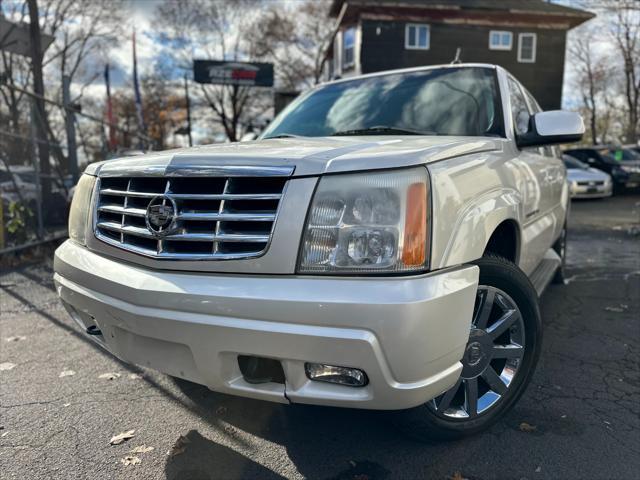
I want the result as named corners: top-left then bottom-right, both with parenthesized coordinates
top-left (305, 363), bottom-right (368, 387)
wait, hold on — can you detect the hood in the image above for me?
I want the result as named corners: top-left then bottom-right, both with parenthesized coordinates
top-left (567, 167), bottom-right (611, 182)
top-left (88, 136), bottom-right (500, 177)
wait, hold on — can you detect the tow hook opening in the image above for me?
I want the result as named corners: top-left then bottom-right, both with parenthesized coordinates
top-left (86, 325), bottom-right (102, 336)
top-left (238, 355), bottom-right (285, 385)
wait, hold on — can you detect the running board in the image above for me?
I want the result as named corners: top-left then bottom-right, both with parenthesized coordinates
top-left (529, 248), bottom-right (561, 297)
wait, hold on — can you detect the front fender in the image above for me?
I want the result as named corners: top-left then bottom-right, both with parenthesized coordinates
top-left (433, 188), bottom-right (522, 269)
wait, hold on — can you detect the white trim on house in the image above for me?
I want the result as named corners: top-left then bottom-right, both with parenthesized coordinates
top-left (489, 30), bottom-right (513, 50)
top-left (405, 23), bottom-right (430, 50)
top-left (334, 30), bottom-right (342, 77)
top-left (355, 21), bottom-right (362, 75)
top-left (517, 33), bottom-right (537, 63)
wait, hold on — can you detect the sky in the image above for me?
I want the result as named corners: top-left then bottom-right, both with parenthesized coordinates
top-left (0, 0), bottom-right (619, 117)
top-left (91, 0), bottom-right (608, 108)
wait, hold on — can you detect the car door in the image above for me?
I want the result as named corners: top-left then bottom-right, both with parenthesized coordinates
top-left (507, 77), bottom-right (558, 274)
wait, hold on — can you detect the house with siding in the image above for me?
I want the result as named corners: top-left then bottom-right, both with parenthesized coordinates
top-left (327, 0), bottom-right (594, 109)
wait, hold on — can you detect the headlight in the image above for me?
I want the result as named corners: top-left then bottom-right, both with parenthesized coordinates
top-left (621, 165), bottom-right (640, 174)
top-left (298, 167), bottom-right (430, 274)
top-left (68, 174), bottom-right (96, 245)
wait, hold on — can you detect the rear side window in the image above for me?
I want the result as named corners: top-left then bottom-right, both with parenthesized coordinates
top-left (507, 77), bottom-right (531, 135)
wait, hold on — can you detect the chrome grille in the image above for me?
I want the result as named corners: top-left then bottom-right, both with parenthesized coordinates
top-left (577, 180), bottom-right (604, 186)
top-left (94, 170), bottom-right (289, 260)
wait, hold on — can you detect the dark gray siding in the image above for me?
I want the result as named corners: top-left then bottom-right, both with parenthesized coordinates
top-left (360, 20), bottom-right (567, 110)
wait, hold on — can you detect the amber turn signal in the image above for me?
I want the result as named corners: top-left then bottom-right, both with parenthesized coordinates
top-left (402, 182), bottom-right (427, 266)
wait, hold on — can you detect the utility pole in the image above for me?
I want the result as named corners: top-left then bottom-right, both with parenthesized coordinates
top-left (26, 0), bottom-right (51, 202)
top-left (184, 74), bottom-right (193, 147)
top-left (62, 75), bottom-right (79, 183)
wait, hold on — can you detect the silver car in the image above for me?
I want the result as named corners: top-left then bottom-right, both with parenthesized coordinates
top-left (563, 155), bottom-right (612, 199)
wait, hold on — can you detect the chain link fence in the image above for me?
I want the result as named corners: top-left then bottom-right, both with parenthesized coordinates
top-left (0, 80), bottom-right (150, 256)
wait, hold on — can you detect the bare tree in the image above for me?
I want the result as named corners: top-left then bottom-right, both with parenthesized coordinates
top-left (155, 0), bottom-right (272, 142)
top-left (253, 1), bottom-right (336, 89)
top-left (569, 33), bottom-right (610, 144)
top-left (1, 0), bottom-right (124, 169)
top-left (0, 1), bottom-right (31, 134)
top-left (606, 0), bottom-right (640, 142)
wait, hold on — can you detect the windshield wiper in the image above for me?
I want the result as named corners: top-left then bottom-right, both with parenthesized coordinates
top-left (331, 126), bottom-right (436, 136)
top-left (262, 133), bottom-right (301, 139)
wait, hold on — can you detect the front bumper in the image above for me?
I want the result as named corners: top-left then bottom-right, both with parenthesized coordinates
top-left (570, 183), bottom-right (613, 199)
top-left (54, 240), bottom-right (478, 410)
top-left (612, 171), bottom-right (640, 188)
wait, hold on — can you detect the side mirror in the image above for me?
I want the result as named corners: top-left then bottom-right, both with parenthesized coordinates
top-left (516, 110), bottom-right (584, 148)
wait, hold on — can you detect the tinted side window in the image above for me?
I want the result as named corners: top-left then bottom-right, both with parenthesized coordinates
top-left (508, 77), bottom-right (530, 135)
top-left (567, 151), bottom-right (585, 161)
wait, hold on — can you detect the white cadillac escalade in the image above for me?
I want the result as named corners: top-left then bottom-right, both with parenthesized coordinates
top-left (54, 64), bottom-right (584, 440)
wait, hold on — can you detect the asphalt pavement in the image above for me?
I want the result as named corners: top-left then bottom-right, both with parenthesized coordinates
top-left (1, 194), bottom-right (639, 480)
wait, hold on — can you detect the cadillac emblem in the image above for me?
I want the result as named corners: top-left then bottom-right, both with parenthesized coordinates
top-left (145, 195), bottom-right (178, 237)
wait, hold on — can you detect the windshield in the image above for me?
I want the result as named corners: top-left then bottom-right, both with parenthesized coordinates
top-left (563, 156), bottom-right (588, 170)
top-left (263, 67), bottom-right (504, 138)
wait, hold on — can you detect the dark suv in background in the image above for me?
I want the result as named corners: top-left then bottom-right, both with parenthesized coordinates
top-left (564, 146), bottom-right (640, 192)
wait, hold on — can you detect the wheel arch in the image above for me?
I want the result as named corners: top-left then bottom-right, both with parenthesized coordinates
top-left (434, 190), bottom-right (522, 269)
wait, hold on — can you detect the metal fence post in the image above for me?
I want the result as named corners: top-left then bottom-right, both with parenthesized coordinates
top-left (0, 194), bottom-right (4, 250)
top-left (29, 100), bottom-right (45, 240)
top-left (63, 75), bottom-right (79, 183)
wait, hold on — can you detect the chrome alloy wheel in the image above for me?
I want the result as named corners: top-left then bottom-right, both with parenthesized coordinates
top-left (429, 286), bottom-right (526, 419)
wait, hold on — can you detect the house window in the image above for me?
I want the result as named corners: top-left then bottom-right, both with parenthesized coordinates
top-left (405, 24), bottom-right (430, 50)
top-left (343, 27), bottom-right (355, 69)
top-left (489, 30), bottom-right (512, 50)
top-left (518, 33), bottom-right (537, 63)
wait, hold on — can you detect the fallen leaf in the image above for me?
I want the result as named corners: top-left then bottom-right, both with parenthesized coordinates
top-left (0, 363), bottom-right (16, 371)
top-left (59, 370), bottom-right (76, 378)
top-left (99, 372), bottom-right (121, 380)
top-left (128, 373), bottom-right (143, 380)
top-left (63, 403), bottom-right (71, 407)
top-left (130, 445), bottom-right (154, 454)
top-left (6, 336), bottom-right (26, 342)
top-left (604, 304), bottom-right (627, 313)
top-left (1, 432), bottom-right (8, 437)
top-left (448, 472), bottom-right (469, 480)
top-left (120, 455), bottom-right (141, 466)
top-left (519, 422), bottom-right (537, 433)
top-left (110, 429), bottom-right (136, 445)
top-left (167, 435), bottom-right (191, 458)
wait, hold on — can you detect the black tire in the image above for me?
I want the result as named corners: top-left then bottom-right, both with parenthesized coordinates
top-left (552, 222), bottom-right (567, 284)
top-left (391, 254), bottom-right (543, 442)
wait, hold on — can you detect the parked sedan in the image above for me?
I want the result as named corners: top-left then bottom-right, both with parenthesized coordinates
top-left (564, 146), bottom-right (640, 191)
top-left (563, 155), bottom-right (612, 199)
